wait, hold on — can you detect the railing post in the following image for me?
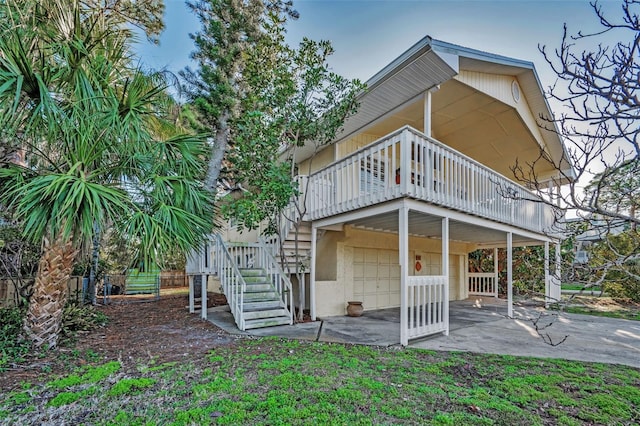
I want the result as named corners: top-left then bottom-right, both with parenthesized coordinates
top-left (493, 247), bottom-right (499, 298)
top-left (399, 130), bottom-right (410, 196)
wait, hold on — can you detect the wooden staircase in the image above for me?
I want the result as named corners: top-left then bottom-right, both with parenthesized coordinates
top-left (239, 268), bottom-right (291, 329)
top-left (277, 221), bottom-right (313, 273)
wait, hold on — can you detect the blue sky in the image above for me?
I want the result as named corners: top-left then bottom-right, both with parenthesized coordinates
top-left (136, 0), bottom-right (620, 93)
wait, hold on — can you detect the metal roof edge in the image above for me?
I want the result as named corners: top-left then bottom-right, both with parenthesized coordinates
top-left (365, 35), bottom-right (436, 89)
top-left (430, 38), bottom-right (535, 70)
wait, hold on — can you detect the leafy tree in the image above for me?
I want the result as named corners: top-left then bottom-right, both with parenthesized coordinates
top-left (586, 230), bottom-right (640, 300)
top-left (510, 0), bottom-right (640, 296)
top-left (185, 1), bottom-right (363, 319)
top-left (227, 35), bottom-right (363, 319)
top-left (181, 0), bottom-right (297, 193)
top-left (0, 217), bottom-right (40, 307)
top-left (0, 0), bottom-right (212, 348)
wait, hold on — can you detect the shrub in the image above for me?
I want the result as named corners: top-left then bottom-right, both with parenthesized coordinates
top-left (61, 302), bottom-right (109, 338)
top-left (0, 306), bottom-right (31, 371)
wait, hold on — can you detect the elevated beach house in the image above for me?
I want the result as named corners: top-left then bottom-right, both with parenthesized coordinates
top-left (187, 36), bottom-right (573, 345)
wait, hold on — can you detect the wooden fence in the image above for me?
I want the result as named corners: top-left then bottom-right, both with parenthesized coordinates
top-left (0, 276), bottom-right (84, 308)
top-left (160, 271), bottom-right (187, 287)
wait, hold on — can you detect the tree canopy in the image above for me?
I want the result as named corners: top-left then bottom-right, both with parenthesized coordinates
top-left (0, 0), bottom-right (213, 348)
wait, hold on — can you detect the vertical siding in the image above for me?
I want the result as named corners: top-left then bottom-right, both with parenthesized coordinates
top-left (337, 133), bottom-right (380, 159)
top-left (455, 70), bottom-right (547, 149)
top-left (298, 145), bottom-right (335, 175)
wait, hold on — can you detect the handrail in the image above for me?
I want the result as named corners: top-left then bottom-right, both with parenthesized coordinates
top-left (305, 126), bottom-right (558, 233)
top-left (212, 234), bottom-right (247, 330)
top-left (309, 125), bottom-right (540, 198)
top-left (258, 237), bottom-right (295, 325)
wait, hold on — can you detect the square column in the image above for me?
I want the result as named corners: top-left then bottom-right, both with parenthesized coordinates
top-left (442, 217), bottom-right (449, 336)
top-left (507, 232), bottom-right (513, 318)
top-left (188, 275), bottom-right (195, 313)
top-left (544, 241), bottom-right (550, 307)
top-left (399, 205), bottom-right (409, 346)
top-left (493, 247), bottom-right (499, 298)
top-left (310, 226), bottom-right (317, 321)
top-left (201, 274), bottom-right (208, 320)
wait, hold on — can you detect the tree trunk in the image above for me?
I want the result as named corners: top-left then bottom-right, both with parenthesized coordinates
top-left (23, 232), bottom-right (77, 349)
top-left (204, 112), bottom-right (229, 194)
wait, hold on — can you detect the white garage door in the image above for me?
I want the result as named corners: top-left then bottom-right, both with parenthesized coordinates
top-left (353, 248), bottom-right (401, 309)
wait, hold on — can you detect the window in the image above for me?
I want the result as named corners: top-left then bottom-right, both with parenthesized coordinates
top-left (360, 158), bottom-right (386, 194)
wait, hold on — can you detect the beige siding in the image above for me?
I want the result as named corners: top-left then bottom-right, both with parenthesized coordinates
top-left (455, 70), bottom-right (546, 150)
top-left (314, 226), bottom-right (474, 317)
top-left (337, 133), bottom-right (380, 159)
top-left (297, 145), bottom-right (335, 175)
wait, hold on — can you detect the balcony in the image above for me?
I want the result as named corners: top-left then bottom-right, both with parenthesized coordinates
top-left (304, 126), bottom-right (556, 234)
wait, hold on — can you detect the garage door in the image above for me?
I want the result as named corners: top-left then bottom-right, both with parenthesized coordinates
top-left (352, 248), bottom-right (401, 309)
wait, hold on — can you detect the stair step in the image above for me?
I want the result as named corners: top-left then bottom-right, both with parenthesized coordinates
top-left (244, 283), bottom-right (273, 292)
top-left (244, 316), bottom-right (291, 330)
top-left (243, 292), bottom-right (279, 301)
top-left (242, 308), bottom-right (289, 320)
top-left (243, 276), bottom-right (269, 284)
top-left (282, 241), bottom-right (312, 250)
top-left (243, 300), bottom-right (284, 311)
top-left (238, 268), bottom-right (265, 277)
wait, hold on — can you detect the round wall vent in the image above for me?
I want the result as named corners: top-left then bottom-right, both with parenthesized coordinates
top-left (511, 80), bottom-right (521, 103)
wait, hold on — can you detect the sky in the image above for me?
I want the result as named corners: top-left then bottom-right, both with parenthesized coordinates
top-left (136, 0), bottom-right (622, 97)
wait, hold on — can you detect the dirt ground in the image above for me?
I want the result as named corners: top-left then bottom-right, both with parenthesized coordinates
top-left (0, 290), bottom-right (235, 391)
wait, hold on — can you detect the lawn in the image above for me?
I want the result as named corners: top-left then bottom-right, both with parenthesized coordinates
top-left (2, 337), bottom-right (639, 425)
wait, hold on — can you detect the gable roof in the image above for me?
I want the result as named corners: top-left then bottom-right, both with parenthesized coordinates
top-left (299, 36), bottom-right (575, 181)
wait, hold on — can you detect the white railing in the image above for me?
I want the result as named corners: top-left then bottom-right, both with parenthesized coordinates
top-left (212, 235), bottom-right (246, 330)
top-left (258, 239), bottom-right (295, 324)
top-left (468, 272), bottom-right (498, 297)
top-left (406, 276), bottom-right (448, 339)
top-left (186, 238), bottom-right (218, 276)
top-left (186, 236), bottom-right (295, 330)
top-left (305, 126), bottom-right (557, 234)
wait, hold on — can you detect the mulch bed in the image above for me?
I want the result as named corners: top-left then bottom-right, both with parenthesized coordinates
top-left (0, 292), bottom-right (235, 391)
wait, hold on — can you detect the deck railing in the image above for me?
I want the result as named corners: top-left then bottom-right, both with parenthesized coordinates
top-left (406, 275), bottom-right (448, 340)
top-left (305, 126), bottom-right (556, 233)
top-left (189, 238), bottom-right (294, 329)
top-left (468, 272), bottom-right (498, 297)
top-left (212, 235), bottom-right (247, 330)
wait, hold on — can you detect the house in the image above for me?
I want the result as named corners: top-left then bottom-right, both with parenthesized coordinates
top-left (187, 36), bottom-right (573, 345)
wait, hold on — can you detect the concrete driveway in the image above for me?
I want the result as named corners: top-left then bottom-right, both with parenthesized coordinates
top-left (206, 297), bottom-right (640, 368)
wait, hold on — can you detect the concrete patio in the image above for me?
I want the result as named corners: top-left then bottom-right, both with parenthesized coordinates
top-left (205, 297), bottom-right (640, 368)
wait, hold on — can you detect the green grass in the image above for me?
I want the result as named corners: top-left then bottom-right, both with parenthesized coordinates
top-left (1, 339), bottom-right (639, 425)
top-left (561, 284), bottom-right (602, 292)
top-left (564, 306), bottom-right (640, 321)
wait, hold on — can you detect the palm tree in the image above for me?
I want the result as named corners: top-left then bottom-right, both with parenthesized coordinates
top-left (0, 0), bottom-right (213, 348)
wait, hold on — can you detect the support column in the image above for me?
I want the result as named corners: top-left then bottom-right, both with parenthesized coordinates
top-left (493, 247), bottom-right (499, 298)
top-left (554, 241), bottom-right (562, 303)
top-left (424, 91), bottom-right (432, 137)
top-left (507, 232), bottom-right (513, 318)
top-left (399, 205), bottom-right (409, 346)
top-left (201, 274), bottom-right (207, 320)
top-left (188, 275), bottom-right (195, 313)
top-left (544, 241), bottom-right (550, 308)
top-left (310, 226), bottom-right (317, 321)
top-left (442, 217), bottom-right (450, 336)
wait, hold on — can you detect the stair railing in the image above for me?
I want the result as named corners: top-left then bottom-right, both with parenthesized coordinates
top-left (258, 237), bottom-right (295, 325)
top-left (212, 234), bottom-right (247, 330)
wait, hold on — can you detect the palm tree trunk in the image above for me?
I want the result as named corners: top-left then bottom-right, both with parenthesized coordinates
top-left (23, 232), bottom-right (77, 349)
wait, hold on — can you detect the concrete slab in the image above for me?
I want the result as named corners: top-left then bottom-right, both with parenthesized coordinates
top-left (412, 298), bottom-right (640, 368)
top-left (203, 298), bottom-right (640, 368)
top-left (319, 315), bottom-right (400, 346)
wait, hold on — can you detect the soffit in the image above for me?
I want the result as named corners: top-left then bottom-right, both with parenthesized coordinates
top-left (347, 210), bottom-right (539, 246)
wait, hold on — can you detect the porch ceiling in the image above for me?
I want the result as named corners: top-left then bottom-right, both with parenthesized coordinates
top-left (347, 210), bottom-right (540, 246)
top-left (362, 80), bottom-right (557, 184)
